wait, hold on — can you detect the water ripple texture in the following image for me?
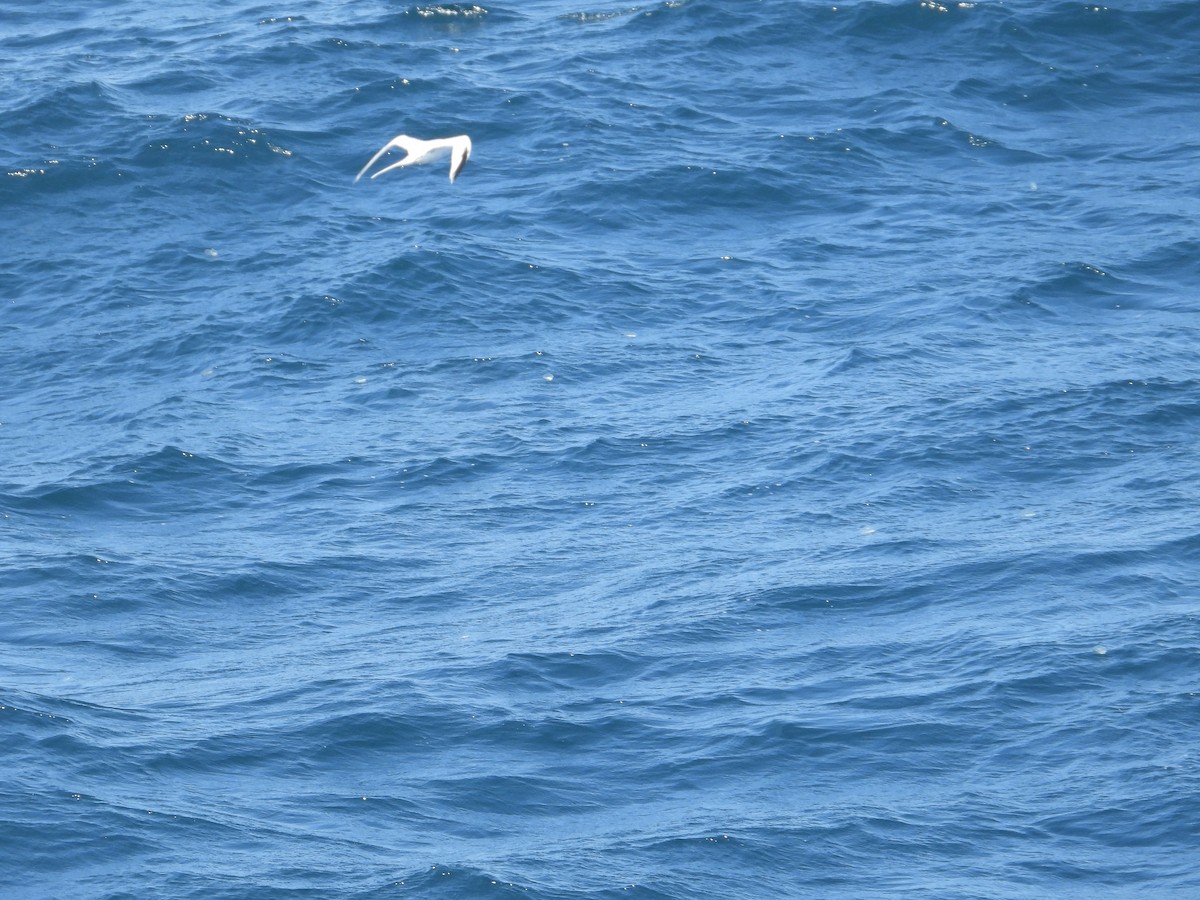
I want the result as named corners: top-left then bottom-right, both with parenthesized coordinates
top-left (3, 1), bottom-right (1200, 897)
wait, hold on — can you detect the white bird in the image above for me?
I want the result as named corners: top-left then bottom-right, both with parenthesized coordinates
top-left (353, 134), bottom-right (472, 184)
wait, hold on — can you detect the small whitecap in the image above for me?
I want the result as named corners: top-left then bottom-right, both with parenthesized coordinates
top-left (200, 367), bottom-right (216, 378)
top-left (1093, 645), bottom-right (1107, 655)
top-left (543, 374), bottom-right (554, 382)
top-left (623, 331), bottom-right (637, 338)
top-left (204, 248), bottom-right (219, 258)
top-left (860, 525), bottom-right (876, 536)
top-left (354, 376), bottom-right (367, 384)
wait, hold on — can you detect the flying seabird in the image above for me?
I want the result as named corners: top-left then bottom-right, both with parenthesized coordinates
top-left (353, 134), bottom-right (472, 184)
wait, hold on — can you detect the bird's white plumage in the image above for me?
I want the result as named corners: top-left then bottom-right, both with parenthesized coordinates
top-left (354, 134), bottom-right (472, 184)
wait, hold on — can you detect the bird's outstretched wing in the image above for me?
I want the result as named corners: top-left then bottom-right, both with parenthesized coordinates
top-left (354, 134), bottom-right (415, 184)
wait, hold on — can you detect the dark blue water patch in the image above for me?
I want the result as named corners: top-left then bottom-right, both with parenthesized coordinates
top-left (135, 112), bottom-right (298, 170)
top-left (0, 77), bottom-right (122, 136)
top-left (381, 3), bottom-right (505, 33)
top-left (5, 0), bottom-right (1200, 896)
top-left (4, 792), bottom-right (168, 886)
top-left (4, 446), bottom-right (250, 513)
top-left (373, 865), bottom-right (537, 898)
top-left (328, 249), bottom-right (570, 330)
top-left (150, 705), bottom-right (445, 773)
top-left (831, 0), bottom-right (982, 38)
top-left (2, 7), bottom-right (91, 47)
top-left (1020, 0), bottom-right (1200, 54)
top-left (1118, 237), bottom-right (1200, 294)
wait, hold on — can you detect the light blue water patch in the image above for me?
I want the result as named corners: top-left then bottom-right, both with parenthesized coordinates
top-left (3, 1), bottom-right (1200, 897)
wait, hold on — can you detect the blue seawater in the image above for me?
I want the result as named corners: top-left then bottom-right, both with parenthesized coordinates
top-left (3, 0), bottom-right (1199, 896)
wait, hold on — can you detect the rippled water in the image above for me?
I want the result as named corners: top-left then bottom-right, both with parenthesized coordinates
top-left (4, 1), bottom-right (1200, 896)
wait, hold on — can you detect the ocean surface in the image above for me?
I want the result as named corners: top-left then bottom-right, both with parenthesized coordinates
top-left (3, 0), bottom-right (1199, 896)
